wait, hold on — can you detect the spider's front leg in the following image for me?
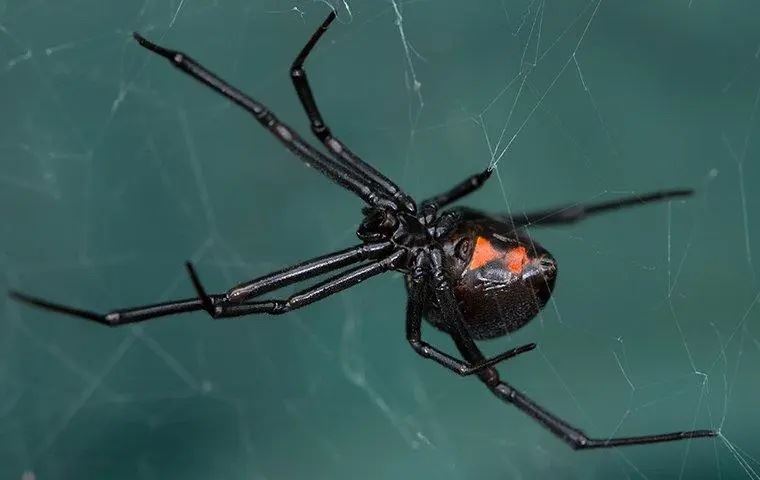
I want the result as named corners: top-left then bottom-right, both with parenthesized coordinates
top-left (290, 11), bottom-right (416, 213)
top-left (422, 168), bottom-right (493, 211)
top-left (418, 168), bottom-right (493, 226)
top-left (132, 32), bottom-right (397, 210)
top-left (405, 251), bottom-right (535, 376)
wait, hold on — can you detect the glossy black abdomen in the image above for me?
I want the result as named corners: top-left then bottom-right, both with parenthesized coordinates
top-left (412, 209), bottom-right (558, 340)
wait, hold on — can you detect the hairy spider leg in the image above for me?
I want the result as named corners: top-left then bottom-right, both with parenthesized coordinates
top-left (291, 12), bottom-right (417, 214)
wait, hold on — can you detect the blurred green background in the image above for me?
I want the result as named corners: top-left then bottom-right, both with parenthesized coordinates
top-left (1, 0), bottom-right (759, 478)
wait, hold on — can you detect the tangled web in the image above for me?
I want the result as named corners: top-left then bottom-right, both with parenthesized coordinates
top-left (1, 0), bottom-right (759, 478)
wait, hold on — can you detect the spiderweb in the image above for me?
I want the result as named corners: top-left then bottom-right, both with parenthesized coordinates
top-left (2, 0), bottom-right (759, 478)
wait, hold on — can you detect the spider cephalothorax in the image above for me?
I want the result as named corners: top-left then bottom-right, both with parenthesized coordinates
top-left (356, 207), bottom-right (398, 242)
top-left (10, 11), bottom-right (715, 450)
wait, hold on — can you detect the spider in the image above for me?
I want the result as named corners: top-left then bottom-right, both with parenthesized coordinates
top-left (10, 12), bottom-right (716, 450)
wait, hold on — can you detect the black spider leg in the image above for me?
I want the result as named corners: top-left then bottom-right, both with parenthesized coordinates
top-left (9, 243), bottom-right (394, 326)
top-left (423, 169), bottom-right (493, 210)
top-left (199, 249), bottom-right (405, 318)
top-left (132, 34), bottom-right (396, 210)
top-left (451, 338), bottom-right (716, 449)
top-left (405, 251), bottom-right (536, 376)
top-left (425, 263), bottom-right (716, 449)
top-left (511, 189), bottom-right (693, 227)
top-left (290, 12), bottom-right (417, 214)
top-left (9, 290), bottom-right (215, 327)
top-left (421, 169), bottom-right (493, 223)
top-left (224, 242), bottom-right (392, 303)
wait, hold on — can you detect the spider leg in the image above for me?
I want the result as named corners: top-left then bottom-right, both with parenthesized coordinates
top-left (487, 379), bottom-right (715, 449)
top-left (452, 335), bottom-right (715, 449)
top-left (422, 168), bottom-right (493, 213)
top-left (186, 261), bottom-right (214, 314)
top-left (434, 295), bottom-right (717, 448)
top-left (290, 12), bottom-right (417, 214)
top-left (9, 243), bottom-right (394, 326)
top-left (9, 290), bottom-right (214, 326)
top-left (206, 250), bottom-right (404, 318)
top-left (510, 189), bottom-right (693, 227)
top-left (225, 242), bottom-right (392, 303)
top-left (132, 33), bottom-right (395, 210)
top-left (405, 252), bottom-right (536, 376)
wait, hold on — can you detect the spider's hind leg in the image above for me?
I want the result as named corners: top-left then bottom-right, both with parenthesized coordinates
top-left (447, 311), bottom-right (716, 449)
top-left (420, 247), bottom-right (715, 448)
top-left (405, 251), bottom-right (535, 376)
top-left (510, 189), bottom-right (693, 227)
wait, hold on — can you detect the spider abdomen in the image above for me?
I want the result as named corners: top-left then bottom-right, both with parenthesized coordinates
top-left (419, 269), bottom-right (555, 339)
top-left (420, 210), bottom-right (558, 339)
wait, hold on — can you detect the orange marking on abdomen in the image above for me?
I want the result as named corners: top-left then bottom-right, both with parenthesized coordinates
top-left (505, 245), bottom-right (529, 273)
top-left (468, 236), bottom-right (501, 270)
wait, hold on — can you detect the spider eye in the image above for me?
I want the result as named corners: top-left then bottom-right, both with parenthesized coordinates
top-left (455, 238), bottom-right (473, 261)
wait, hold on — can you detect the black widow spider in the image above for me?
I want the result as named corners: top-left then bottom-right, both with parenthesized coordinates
top-left (10, 12), bottom-right (716, 450)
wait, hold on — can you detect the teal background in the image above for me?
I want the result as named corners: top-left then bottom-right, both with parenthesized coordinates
top-left (2, 0), bottom-right (759, 479)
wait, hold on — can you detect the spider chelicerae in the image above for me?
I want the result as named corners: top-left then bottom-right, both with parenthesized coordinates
top-left (10, 12), bottom-right (716, 450)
